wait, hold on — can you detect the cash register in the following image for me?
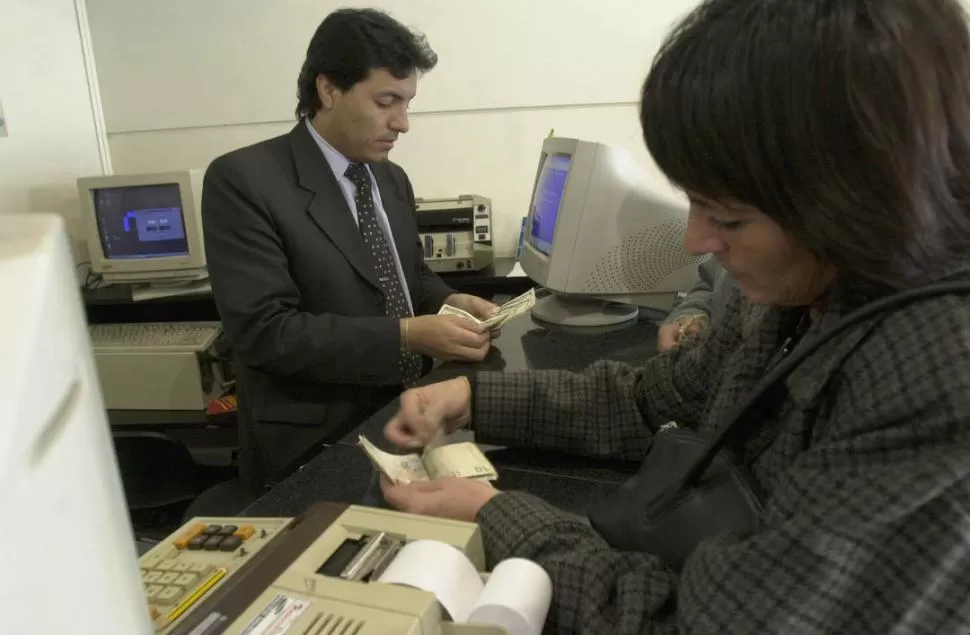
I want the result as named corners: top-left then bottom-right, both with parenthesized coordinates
top-left (137, 503), bottom-right (501, 634)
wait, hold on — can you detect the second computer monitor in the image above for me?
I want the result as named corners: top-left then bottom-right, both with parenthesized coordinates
top-left (78, 170), bottom-right (207, 286)
top-left (519, 136), bottom-right (704, 327)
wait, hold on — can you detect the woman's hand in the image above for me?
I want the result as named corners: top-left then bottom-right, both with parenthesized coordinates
top-left (384, 377), bottom-right (473, 450)
top-left (380, 474), bottom-right (499, 522)
top-left (657, 314), bottom-right (709, 352)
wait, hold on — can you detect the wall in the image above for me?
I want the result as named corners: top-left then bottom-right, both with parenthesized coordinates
top-left (0, 0), bottom-right (109, 258)
top-left (86, 0), bottom-right (694, 257)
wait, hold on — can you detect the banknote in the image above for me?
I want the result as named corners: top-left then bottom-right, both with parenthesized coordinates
top-left (437, 288), bottom-right (537, 331)
top-left (481, 288), bottom-right (536, 329)
top-left (358, 435), bottom-right (498, 484)
top-left (437, 304), bottom-right (480, 322)
top-left (421, 441), bottom-right (498, 481)
top-left (358, 436), bottom-right (430, 484)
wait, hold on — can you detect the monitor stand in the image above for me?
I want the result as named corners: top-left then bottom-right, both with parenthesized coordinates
top-left (530, 293), bottom-right (639, 327)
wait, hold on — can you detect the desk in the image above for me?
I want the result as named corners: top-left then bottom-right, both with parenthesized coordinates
top-left (84, 257), bottom-right (535, 439)
top-left (245, 309), bottom-right (662, 518)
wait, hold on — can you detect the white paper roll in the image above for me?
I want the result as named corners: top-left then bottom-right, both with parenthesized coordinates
top-left (468, 558), bottom-right (553, 635)
top-left (376, 539), bottom-right (485, 621)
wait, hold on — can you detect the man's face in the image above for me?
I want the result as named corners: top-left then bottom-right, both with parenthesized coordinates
top-left (315, 68), bottom-right (416, 163)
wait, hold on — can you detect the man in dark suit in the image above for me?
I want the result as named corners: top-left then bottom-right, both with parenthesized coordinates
top-left (202, 8), bottom-right (498, 493)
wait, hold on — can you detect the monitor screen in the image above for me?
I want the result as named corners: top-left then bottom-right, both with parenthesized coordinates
top-left (92, 183), bottom-right (188, 260)
top-left (529, 153), bottom-right (571, 256)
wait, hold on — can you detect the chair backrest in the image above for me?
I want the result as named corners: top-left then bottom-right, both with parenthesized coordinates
top-left (111, 430), bottom-right (198, 509)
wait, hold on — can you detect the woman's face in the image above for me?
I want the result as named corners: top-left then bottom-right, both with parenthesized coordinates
top-left (683, 193), bottom-right (836, 307)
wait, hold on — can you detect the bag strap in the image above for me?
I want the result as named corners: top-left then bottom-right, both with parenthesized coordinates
top-left (671, 280), bottom-right (970, 493)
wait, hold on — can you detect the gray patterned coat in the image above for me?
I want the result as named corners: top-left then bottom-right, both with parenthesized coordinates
top-left (471, 283), bottom-right (970, 634)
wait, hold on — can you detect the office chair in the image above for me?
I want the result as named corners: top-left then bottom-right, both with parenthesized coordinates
top-left (112, 430), bottom-right (199, 511)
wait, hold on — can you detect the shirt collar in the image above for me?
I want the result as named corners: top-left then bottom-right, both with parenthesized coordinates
top-left (305, 118), bottom-right (357, 181)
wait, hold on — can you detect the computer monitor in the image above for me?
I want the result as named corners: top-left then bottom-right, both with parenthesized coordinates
top-left (519, 136), bottom-right (705, 327)
top-left (0, 214), bottom-right (151, 634)
top-left (78, 170), bottom-right (207, 288)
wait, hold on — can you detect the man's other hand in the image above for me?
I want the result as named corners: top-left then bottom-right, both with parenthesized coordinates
top-left (407, 314), bottom-right (490, 361)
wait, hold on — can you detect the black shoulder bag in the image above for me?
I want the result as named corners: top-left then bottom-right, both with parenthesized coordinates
top-left (587, 282), bottom-right (970, 572)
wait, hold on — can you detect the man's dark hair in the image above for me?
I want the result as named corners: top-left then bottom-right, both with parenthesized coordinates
top-left (295, 8), bottom-right (437, 119)
top-left (641, 0), bottom-right (970, 290)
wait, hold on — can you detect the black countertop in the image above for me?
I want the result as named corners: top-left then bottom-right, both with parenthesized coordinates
top-left (245, 307), bottom-right (662, 518)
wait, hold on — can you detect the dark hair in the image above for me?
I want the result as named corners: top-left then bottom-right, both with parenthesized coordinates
top-left (296, 8), bottom-right (437, 119)
top-left (641, 0), bottom-right (970, 290)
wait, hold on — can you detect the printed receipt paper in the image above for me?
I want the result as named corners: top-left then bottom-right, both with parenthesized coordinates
top-left (358, 435), bottom-right (497, 484)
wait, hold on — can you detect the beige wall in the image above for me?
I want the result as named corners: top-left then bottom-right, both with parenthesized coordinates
top-left (0, 0), bottom-right (108, 258)
top-left (86, 0), bottom-right (694, 257)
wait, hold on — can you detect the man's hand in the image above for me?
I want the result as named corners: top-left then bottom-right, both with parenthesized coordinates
top-left (406, 315), bottom-right (490, 361)
top-left (380, 474), bottom-right (499, 522)
top-left (657, 314), bottom-right (709, 352)
top-left (444, 293), bottom-right (499, 322)
top-left (385, 377), bottom-right (472, 449)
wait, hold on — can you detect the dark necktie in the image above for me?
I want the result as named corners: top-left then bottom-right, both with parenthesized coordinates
top-left (344, 162), bottom-right (423, 386)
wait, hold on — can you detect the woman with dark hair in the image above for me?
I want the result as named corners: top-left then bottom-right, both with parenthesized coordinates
top-left (379, 1), bottom-right (970, 632)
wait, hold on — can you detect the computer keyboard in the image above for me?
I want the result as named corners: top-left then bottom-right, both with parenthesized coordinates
top-left (87, 321), bottom-right (223, 353)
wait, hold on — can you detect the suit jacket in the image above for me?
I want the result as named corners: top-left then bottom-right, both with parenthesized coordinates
top-left (469, 278), bottom-right (970, 633)
top-left (202, 123), bottom-right (454, 483)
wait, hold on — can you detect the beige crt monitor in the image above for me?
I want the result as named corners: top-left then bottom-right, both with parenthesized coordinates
top-left (519, 137), bottom-right (705, 327)
top-left (78, 170), bottom-right (207, 287)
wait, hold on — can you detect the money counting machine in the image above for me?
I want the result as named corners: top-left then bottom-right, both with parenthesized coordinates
top-left (416, 195), bottom-right (494, 273)
top-left (139, 502), bottom-right (504, 635)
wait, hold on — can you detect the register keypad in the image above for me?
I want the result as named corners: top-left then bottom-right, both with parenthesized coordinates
top-left (138, 517), bottom-right (291, 633)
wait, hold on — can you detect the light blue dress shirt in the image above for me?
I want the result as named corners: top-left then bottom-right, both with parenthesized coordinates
top-left (306, 120), bottom-right (414, 314)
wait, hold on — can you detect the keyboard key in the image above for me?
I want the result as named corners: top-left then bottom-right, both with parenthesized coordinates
top-left (188, 562), bottom-right (212, 575)
top-left (202, 536), bottom-right (224, 551)
top-left (175, 522), bottom-right (207, 550)
top-left (174, 573), bottom-right (198, 588)
top-left (156, 586), bottom-right (183, 605)
top-left (219, 536), bottom-right (242, 552)
top-left (158, 572), bottom-right (179, 586)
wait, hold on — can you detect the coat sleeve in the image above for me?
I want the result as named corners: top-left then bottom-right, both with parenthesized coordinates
top-left (664, 258), bottom-right (722, 323)
top-left (201, 155), bottom-right (406, 385)
top-left (470, 295), bottom-right (743, 460)
top-left (475, 299), bottom-right (970, 634)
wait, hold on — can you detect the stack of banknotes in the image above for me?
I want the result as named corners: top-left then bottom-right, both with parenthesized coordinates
top-left (437, 288), bottom-right (536, 332)
top-left (358, 435), bottom-right (498, 485)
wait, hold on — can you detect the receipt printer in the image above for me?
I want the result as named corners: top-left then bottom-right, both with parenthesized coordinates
top-left (416, 195), bottom-right (494, 273)
top-left (151, 503), bottom-right (506, 635)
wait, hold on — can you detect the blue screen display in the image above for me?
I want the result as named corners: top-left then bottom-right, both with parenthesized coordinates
top-left (529, 154), bottom-right (570, 256)
top-left (93, 183), bottom-right (189, 260)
